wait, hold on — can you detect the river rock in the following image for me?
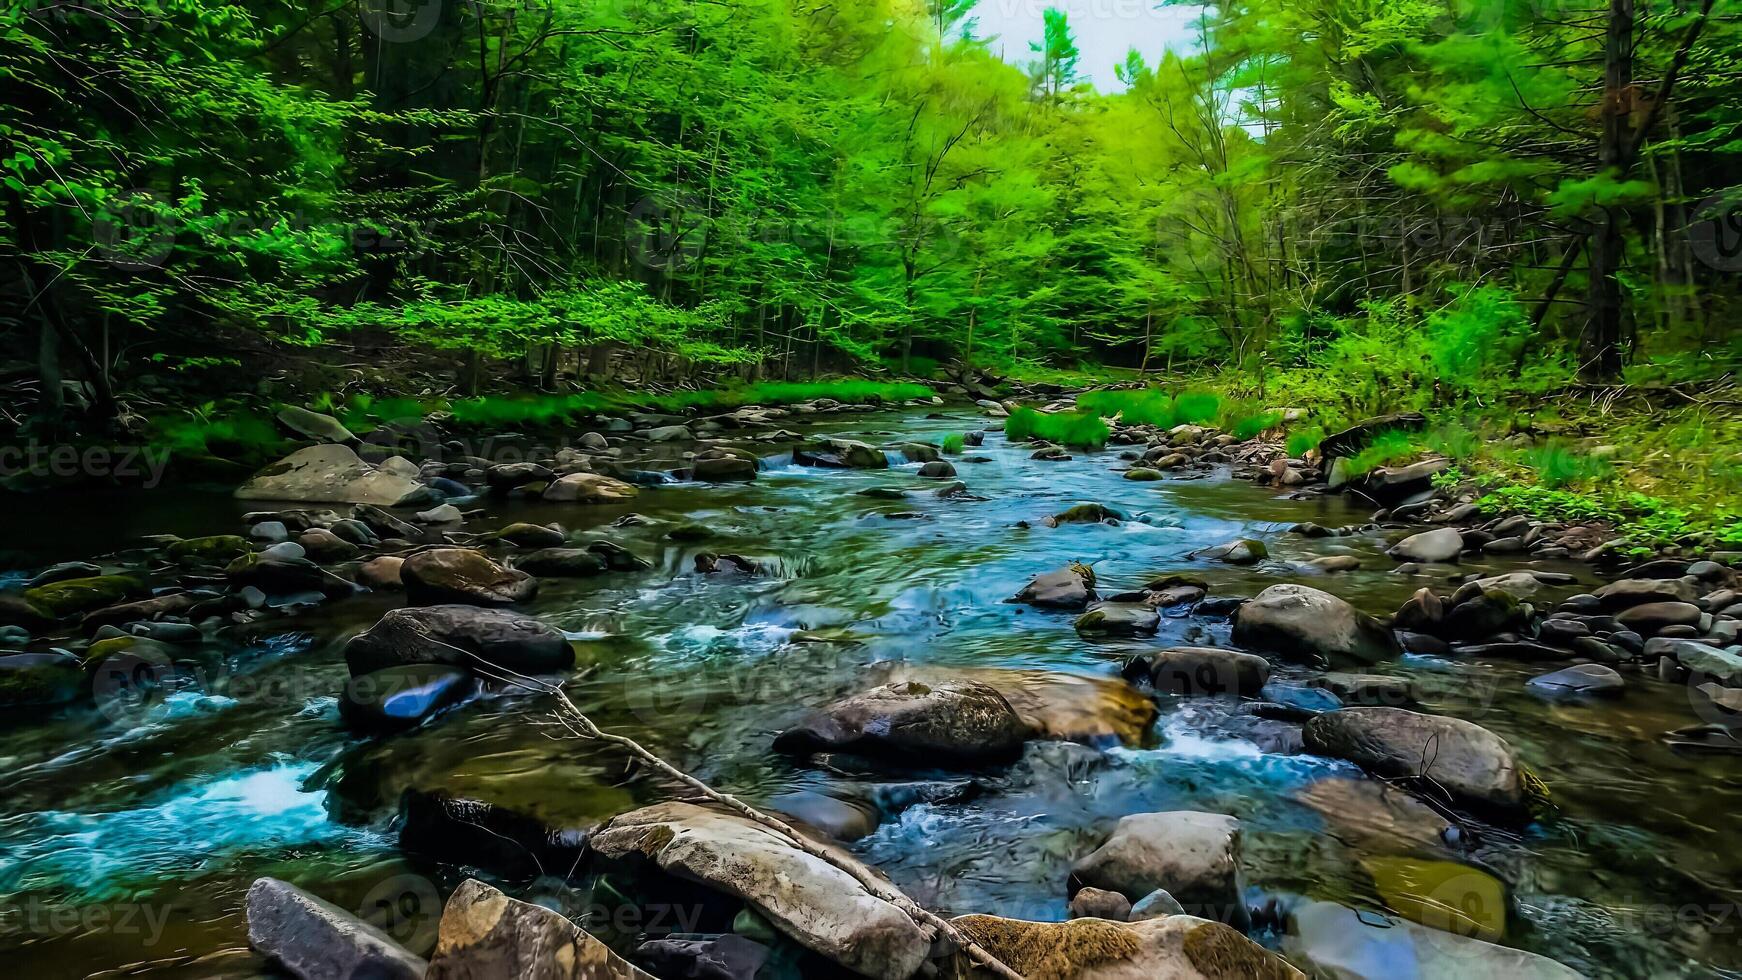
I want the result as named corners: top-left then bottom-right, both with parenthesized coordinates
top-left (542, 472), bottom-right (640, 503)
top-left (1284, 900), bottom-right (1583, 980)
top-left (295, 528), bottom-right (357, 563)
top-left (774, 678), bottom-right (1028, 766)
top-left (690, 455), bottom-right (758, 481)
top-left (340, 664), bottom-right (474, 731)
top-left (485, 461), bottom-right (554, 490)
top-left (1127, 647), bottom-right (1270, 698)
top-left (1355, 458), bottom-right (1449, 506)
top-left (23, 575), bottom-right (143, 618)
top-left (402, 548), bottom-right (536, 606)
top-left (1070, 811), bottom-right (1247, 926)
top-left (1069, 887), bottom-right (1133, 921)
top-left (492, 522), bottom-right (566, 547)
top-left (357, 556), bottom-right (405, 589)
top-left (415, 503), bottom-right (464, 524)
top-left (1672, 642), bottom-right (1742, 685)
top-left (1388, 527), bottom-right (1464, 563)
top-left (424, 878), bottom-right (651, 980)
top-left (1010, 564), bottom-right (1097, 609)
top-left (1527, 663), bottom-right (1624, 699)
top-left (1201, 538), bottom-right (1269, 565)
top-left (512, 548), bottom-right (608, 578)
top-left (236, 445), bottom-right (435, 506)
top-left (246, 877), bottom-right (427, 980)
top-left (1295, 778), bottom-right (1455, 855)
top-left (1047, 502), bottom-right (1124, 525)
top-left (917, 459), bottom-right (956, 479)
top-left (1304, 708), bottom-right (1526, 817)
top-left (794, 438), bottom-right (889, 469)
top-left (1440, 589), bottom-right (1528, 641)
top-left (344, 605), bottom-right (571, 676)
top-left (1615, 601), bottom-right (1701, 634)
top-left (1314, 672), bottom-right (1416, 707)
top-left (944, 914), bottom-right (1302, 980)
top-left (636, 936), bottom-right (768, 980)
top-left (1232, 584), bottom-right (1399, 666)
top-left (587, 802), bottom-right (929, 979)
top-left (275, 406), bottom-right (357, 445)
top-left (166, 535), bottom-right (252, 566)
top-left (1595, 577), bottom-right (1699, 609)
top-left (1075, 602), bottom-right (1161, 637)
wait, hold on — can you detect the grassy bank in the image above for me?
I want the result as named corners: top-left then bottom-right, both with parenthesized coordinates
top-left (146, 379), bottom-right (938, 470)
top-left (1041, 377), bottom-right (1742, 556)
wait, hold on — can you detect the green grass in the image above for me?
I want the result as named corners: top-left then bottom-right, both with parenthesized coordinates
top-left (1004, 407), bottom-right (1110, 447)
top-left (941, 433), bottom-right (966, 454)
top-left (1175, 391), bottom-right (1222, 424)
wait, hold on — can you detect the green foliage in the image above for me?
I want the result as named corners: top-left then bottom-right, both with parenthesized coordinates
top-left (941, 433), bottom-right (966, 454)
top-left (1174, 391), bottom-right (1222, 425)
top-left (1004, 407), bottom-right (1109, 447)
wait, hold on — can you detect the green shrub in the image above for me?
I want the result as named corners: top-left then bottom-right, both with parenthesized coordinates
top-left (1344, 430), bottom-right (1417, 476)
top-left (941, 433), bottom-right (965, 454)
top-left (1286, 425), bottom-right (1327, 457)
top-left (1521, 439), bottom-right (1613, 489)
top-left (1175, 390), bottom-right (1222, 424)
top-left (1230, 410), bottom-right (1285, 440)
top-left (1423, 422), bottom-right (1481, 461)
top-left (1077, 388), bottom-right (1179, 427)
top-left (1004, 407), bottom-right (1109, 447)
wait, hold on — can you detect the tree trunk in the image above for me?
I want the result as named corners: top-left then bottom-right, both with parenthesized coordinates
top-left (1581, 0), bottom-right (1634, 380)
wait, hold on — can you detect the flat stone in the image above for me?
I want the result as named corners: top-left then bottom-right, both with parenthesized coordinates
top-left (425, 878), bottom-right (651, 979)
top-left (246, 877), bottom-right (427, 980)
top-left (1527, 663), bottom-right (1624, 699)
top-left (236, 445), bottom-right (434, 506)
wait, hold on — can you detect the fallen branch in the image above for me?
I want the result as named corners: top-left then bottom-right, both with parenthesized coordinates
top-left (443, 640), bottom-right (1026, 980)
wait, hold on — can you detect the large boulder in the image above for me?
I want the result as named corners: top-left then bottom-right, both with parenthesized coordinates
top-left (425, 878), bottom-right (652, 980)
top-left (586, 802), bottom-right (930, 979)
top-left (1010, 565), bottom-right (1098, 610)
top-left (1356, 458), bottom-right (1451, 506)
top-left (401, 549), bottom-right (537, 607)
top-left (1126, 647), bottom-right (1270, 698)
top-left (1232, 584), bottom-right (1399, 666)
top-left (1303, 708), bottom-right (1527, 818)
top-left (774, 679), bottom-right (1028, 767)
top-left (1615, 601), bottom-right (1701, 633)
top-left (246, 877), bottom-right (427, 980)
top-left (541, 473), bottom-right (640, 503)
top-left (1318, 414), bottom-right (1429, 460)
top-left (344, 605), bottom-right (571, 676)
top-left (689, 455), bottom-right (758, 482)
top-left (942, 914), bottom-right (1303, 980)
top-left (236, 445), bottom-right (435, 506)
top-left (1070, 811), bottom-right (1248, 926)
top-left (1284, 900), bottom-right (1583, 980)
top-left (1387, 527), bottom-right (1464, 564)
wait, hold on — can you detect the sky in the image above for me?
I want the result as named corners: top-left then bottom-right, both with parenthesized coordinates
top-left (972, 0), bottom-right (1208, 91)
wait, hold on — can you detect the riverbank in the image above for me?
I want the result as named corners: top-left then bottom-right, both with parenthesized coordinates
top-left (2, 396), bottom-right (1741, 977)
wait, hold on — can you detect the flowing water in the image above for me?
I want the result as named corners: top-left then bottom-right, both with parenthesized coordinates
top-left (1, 407), bottom-right (1738, 978)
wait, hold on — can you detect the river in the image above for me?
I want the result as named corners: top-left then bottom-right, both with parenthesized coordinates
top-left (0, 406), bottom-right (1736, 978)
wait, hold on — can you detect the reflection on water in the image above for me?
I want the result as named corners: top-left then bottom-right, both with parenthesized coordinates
top-left (0, 408), bottom-right (1738, 977)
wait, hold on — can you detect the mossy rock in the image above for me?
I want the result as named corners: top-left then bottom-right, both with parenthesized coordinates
top-left (79, 635), bottom-right (178, 669)
top-left (0, 654), bottom-right (85, 707)
top-left (1124, 468), bottom-right (1164, 481)
top-left (23, 576), bottom-right (144, 618)
top-left (667, 523), bottom-right (715, 542)
top-left (166, 535), bottom-right (253, 566)
top-left (1051, 503), bottom-right (1125, 525)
